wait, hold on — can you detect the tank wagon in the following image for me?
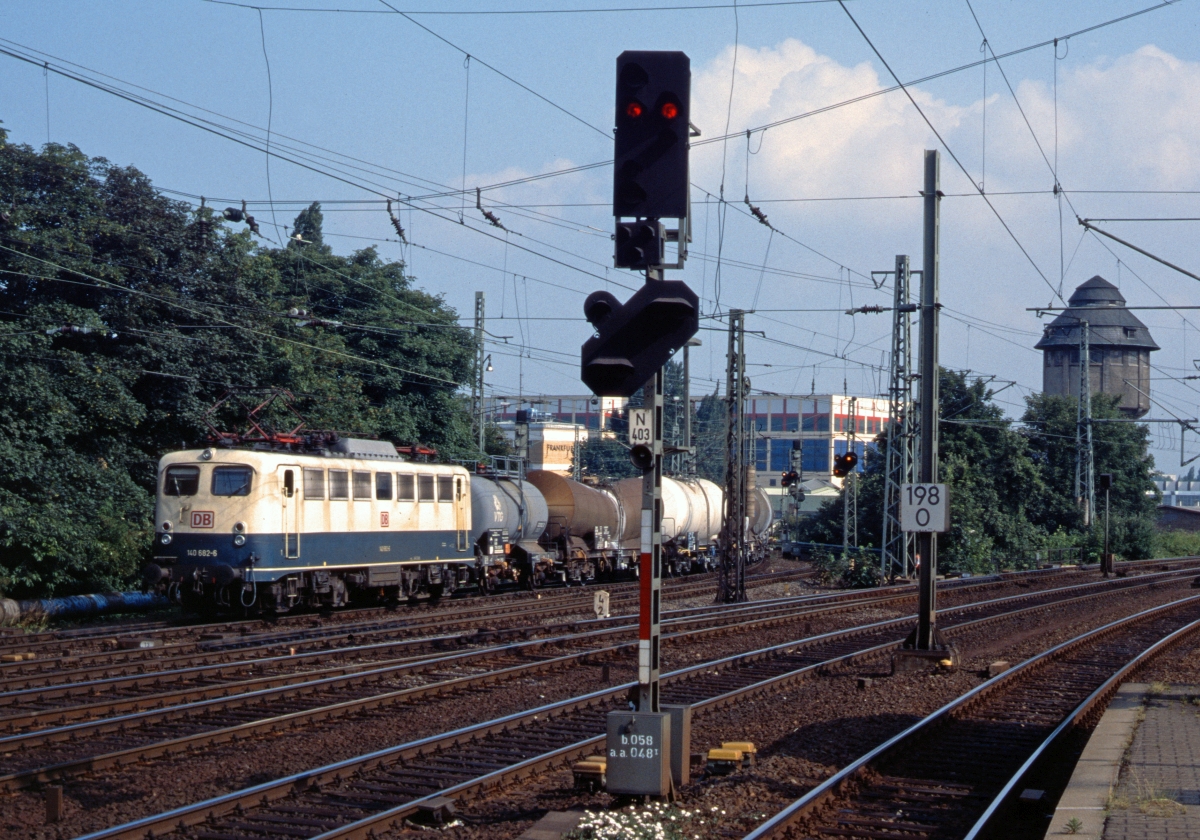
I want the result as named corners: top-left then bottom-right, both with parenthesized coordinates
top-left (148, 439), bottom-right (774, 614)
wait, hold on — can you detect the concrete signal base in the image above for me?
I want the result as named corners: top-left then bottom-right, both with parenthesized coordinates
top-left (891, 647), bottom-right (960, 673)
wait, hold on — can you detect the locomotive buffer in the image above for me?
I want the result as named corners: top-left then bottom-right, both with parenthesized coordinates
top-left (581, 50), bottom-right (698, 799)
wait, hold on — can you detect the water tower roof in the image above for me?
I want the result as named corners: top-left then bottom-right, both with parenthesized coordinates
top-left (1034, 275), bottom-right (1159, 351)
top-left (1068, 275), bottom-right (1126, 307)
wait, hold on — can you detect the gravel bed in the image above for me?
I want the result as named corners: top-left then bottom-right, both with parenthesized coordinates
top-left (0, 566), bottom-right (1171, 840)
top-left (414, 581), bottom-right (1200, 840)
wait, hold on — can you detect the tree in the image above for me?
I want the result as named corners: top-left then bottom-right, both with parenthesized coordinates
top-left (1022, 392), bottom-right (1158, 559)
top-left (0, 137), bottom-right (478, 596)
top-left (794, 368), bottom-right (1157, 575)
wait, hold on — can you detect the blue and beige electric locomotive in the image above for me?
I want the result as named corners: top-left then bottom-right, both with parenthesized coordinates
top-left (149, 438), bottom-right (473, 613)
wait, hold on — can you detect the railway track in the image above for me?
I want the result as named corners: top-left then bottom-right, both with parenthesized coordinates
top-left (0, 557), bottom-right (1184, 666)
top-left (2, 561), bottom-right (1176, 739)
top-left (0, 566), bottom-right (806, 676)
top-left (742, 595), bottom-right (1200, 840)
top-left (3, 557), bottom-right (1186, 698)
top-left (72, 568), bottom-right (1197, 840)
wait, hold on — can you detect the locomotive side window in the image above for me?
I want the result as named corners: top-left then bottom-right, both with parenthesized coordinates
top-left (418, 474), bottom-right (435, 502)
top-left (437, 475), bottom-right (454, 503)
top-left (212, 466), bottom-right (253, 496)
top-left (397, 474), bottom-right (415, 501)
top-left (163, 466), bottom-right (200, 496)
top-left (303, 468), bottom-right (325, 500)
top-left (329, 470), bottom-right (349, 500)
top-left (283, 470), bottom-right (295, 498)
top-left (376, 472), bottom-right (393, 500)
top-left (352, 471), bottom-right (372, 500)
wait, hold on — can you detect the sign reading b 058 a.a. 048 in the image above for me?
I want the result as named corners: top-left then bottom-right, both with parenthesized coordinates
top-left (900, 483), bottom-right (949, 533)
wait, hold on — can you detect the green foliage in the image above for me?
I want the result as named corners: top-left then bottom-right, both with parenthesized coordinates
top-left (693, 388), bottom-right (727, 484)
top-left (0, 140), bottom-right (477, 596)
top-left (1152, 529), bottom-right (1200, 559)
top-left (807, 548), bottom-right (881, 588)
top-left (796, 368), bottom-right (1160, 577)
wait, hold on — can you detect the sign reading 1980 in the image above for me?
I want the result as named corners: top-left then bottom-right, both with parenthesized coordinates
top-left (900, 483), bottom-right (950, 533)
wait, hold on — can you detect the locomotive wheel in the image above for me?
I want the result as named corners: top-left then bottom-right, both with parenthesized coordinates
top-left (428, 583), bottom-right (444, 604)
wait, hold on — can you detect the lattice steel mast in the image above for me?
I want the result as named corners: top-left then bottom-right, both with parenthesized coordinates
top-left (881, 256), bottom-right (918, 580)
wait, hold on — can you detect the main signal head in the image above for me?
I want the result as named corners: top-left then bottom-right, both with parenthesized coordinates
top-left (613, 51), bottom-right (691, 220)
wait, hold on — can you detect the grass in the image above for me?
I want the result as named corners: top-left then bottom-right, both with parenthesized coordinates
top-left (1110, 770), bottom-right (1187, 817)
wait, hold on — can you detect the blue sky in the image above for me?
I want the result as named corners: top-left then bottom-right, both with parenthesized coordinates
top-left (3, 0), bottom-right (1199, 467)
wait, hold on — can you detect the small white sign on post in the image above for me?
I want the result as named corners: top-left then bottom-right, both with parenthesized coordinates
top-left (629, 408), bottom-right (653, 446)
top-left (900, 483), bottom-right (950, 532)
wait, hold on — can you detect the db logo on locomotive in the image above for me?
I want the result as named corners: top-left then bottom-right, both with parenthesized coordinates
top-left (191, 511), bottom-right (215, 528)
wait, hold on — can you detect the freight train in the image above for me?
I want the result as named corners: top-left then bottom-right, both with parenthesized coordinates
top-left (145, 438), bottom-right (773, 614)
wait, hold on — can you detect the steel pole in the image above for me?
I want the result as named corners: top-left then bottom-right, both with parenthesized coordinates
top-left (915, 150), bottom-right (941, 651)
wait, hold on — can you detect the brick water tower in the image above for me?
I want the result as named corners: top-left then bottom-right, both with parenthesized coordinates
top-left (1035, 275), bottom-right (1158, 417)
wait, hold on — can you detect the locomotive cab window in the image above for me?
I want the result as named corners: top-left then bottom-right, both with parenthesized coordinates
top-left (352, 471), bottom-right (372, 500)
top-left (329, 470), bottom-right (349, 500)
top-left (303, 468), bottom-right (325, 500)
top-left (437, 475), bottom-right (454, 503)
top-left (397, 474), bottom-right (415, 501)
top-left (163, 466), bottom-right (200, 496)
top-left (376, 472), bottom-right (393, 500)
top-left (418, 474), bottom-right (435, 502)
top-left (212, 466), bottom-right (253, 496)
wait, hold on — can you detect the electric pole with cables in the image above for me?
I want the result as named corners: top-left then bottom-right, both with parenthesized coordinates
top-left (720, 309), bottom-right (748, 604)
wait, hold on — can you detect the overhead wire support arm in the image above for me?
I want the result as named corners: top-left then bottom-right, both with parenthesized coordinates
top-left (1078, 217), bottom-right (1200, 283)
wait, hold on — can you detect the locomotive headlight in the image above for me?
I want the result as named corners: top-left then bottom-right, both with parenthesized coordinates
top-left (233, 534), bottom-right (246, 547)
top-left (161, 521), bottom-right (172, 532)
top-left (201, 449), bottom-right (214, 461)
top-left (233, 521), bottom-right (247, 534)
top-left (160, 533), bottom-right (173, 545)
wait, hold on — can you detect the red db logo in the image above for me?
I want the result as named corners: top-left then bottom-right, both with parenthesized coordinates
top-left (380, 511), bottom-right (390, 528)
top-left (191, 511), bottom-right (215, 528)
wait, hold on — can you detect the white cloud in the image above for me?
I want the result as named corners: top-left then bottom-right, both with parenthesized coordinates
top-left (690, 39), bottom-right (966, 199)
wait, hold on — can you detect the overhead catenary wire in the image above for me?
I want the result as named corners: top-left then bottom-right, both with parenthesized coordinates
top-left (835, 0), bottom-right (1064, 304)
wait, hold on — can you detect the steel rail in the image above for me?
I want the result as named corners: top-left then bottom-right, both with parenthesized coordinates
top-left (0, 557), bottom-right (1153, 695)
top-left (1, 557), bottom-right (1188, 662)
top-left (0, 568), bottom-right (812, 681)
top-left (7, 564), bottom-right (1190, 792)
top-left (298, 565), bottom-right (1200, 840)
top-left (0, 568), bottom-right (1056, 789)
top-left (6, 560), bottom-right (1179, 735)
top-left (0, 564), bottom-right (982, 700)
top-left (962, 613), bottom-right (1200, 838)
top-left (740, 594), bottom-right (1200, 840)
top-left (75, 571), bottom-right (1194, 840)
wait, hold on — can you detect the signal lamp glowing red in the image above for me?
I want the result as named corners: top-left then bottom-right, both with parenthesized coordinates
top-left (661, 102), bottom-right (679, 119)
top-left (625, 101), bottom-right (644, 119)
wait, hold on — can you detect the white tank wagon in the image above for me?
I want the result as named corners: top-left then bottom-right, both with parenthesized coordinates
top-left (468, 470), bottom-right (552, 592)
top-left (747, 486), bottom-right (775, 562)
top-left (148, 439), bottom-right (476, 614)
top-left (612, 476), bottom-right (725, 574)
top-left (524, 470), bottom-right (632, 582)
